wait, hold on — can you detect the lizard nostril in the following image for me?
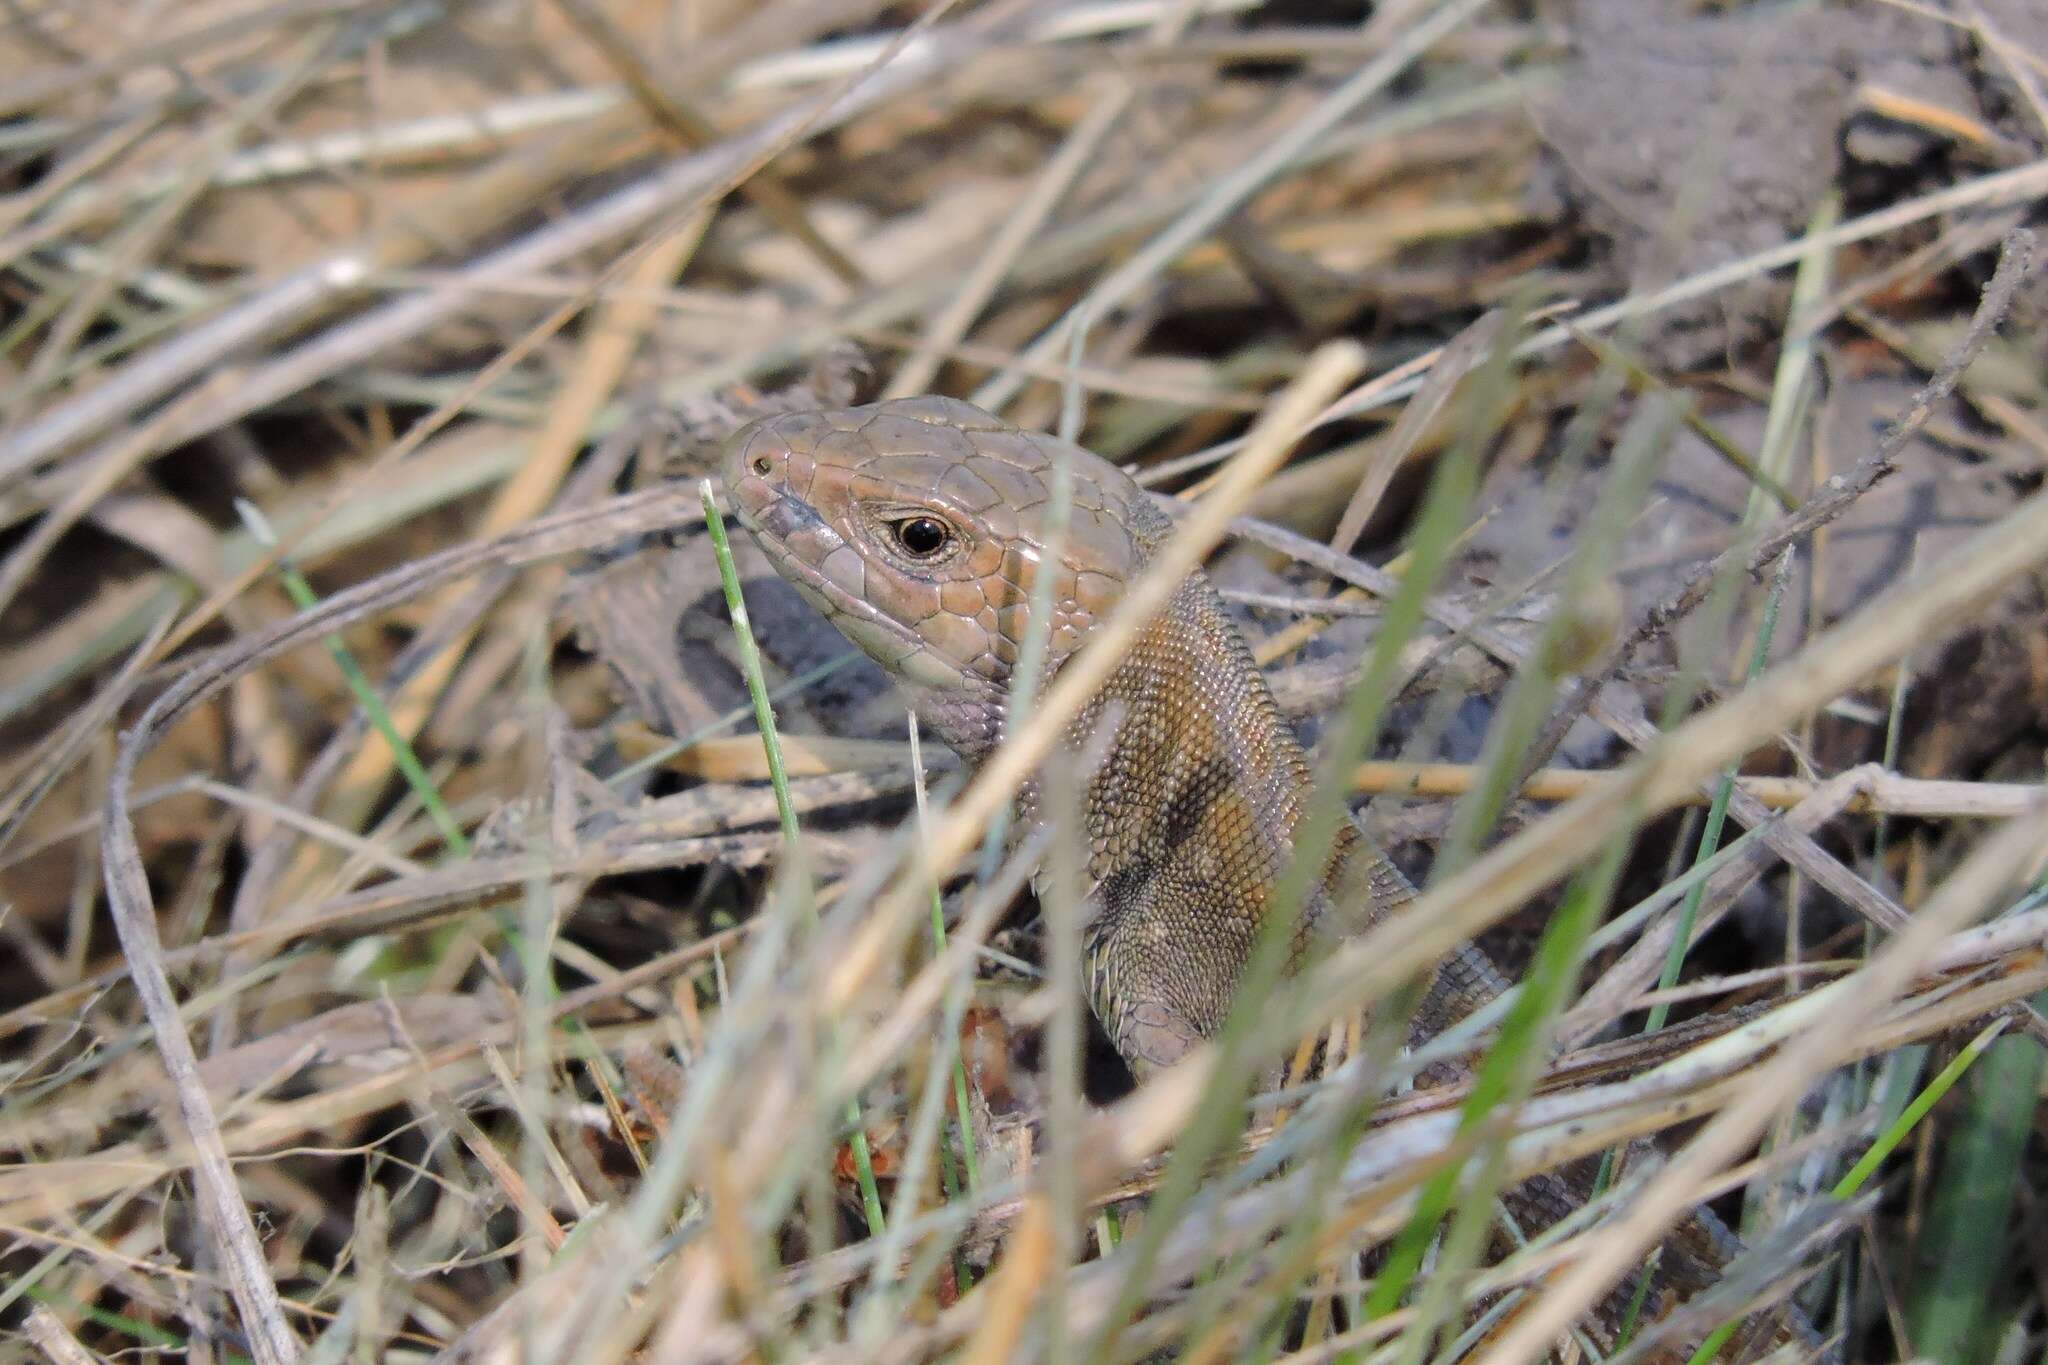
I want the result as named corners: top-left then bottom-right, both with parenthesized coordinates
top-left (752, 456), bottom-right (772, 476)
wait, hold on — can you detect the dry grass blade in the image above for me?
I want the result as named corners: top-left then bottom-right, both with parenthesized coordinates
top-left (1328, 307), bottom-right (1504, 551)
top-left (68, 482), bottom-right (696, 1347)
top-left (99, 780), bottom-right (297, 1362)
top-left (971, 0), bottom-right (1492, 412)
top-left (308, 217), bottom-right (709, 855)
top-left (0, 10), bottom-right (970, 491)
top-left (22, 1304), bottom-right (98, 1365)
top-left (1476, 795), bottom-right (2048, 1364)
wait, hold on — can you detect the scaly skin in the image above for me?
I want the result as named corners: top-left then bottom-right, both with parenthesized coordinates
top-left (722, 395), bottom-right (1815, 1358)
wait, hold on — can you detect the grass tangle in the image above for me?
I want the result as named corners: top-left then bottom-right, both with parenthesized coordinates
top-left (1, 3), bottom-right (2046, 1363)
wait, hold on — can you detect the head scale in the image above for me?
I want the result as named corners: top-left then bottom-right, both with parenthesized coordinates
top-left (723, 396), bottom-right (1149, 758)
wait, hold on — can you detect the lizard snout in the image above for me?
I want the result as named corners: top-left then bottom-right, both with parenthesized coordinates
top-left (721, 418), bottom-right (795, 516)
top-left (727, 421), bottom-right (836, 560)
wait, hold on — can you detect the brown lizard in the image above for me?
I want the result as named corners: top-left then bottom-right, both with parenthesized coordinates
top-left (722, 394), bottom-right (1817, 1357)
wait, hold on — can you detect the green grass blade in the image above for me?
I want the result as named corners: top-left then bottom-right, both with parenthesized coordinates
top-left (1647, 549), bottom-right (1794, 1034)
top-left (1835, 1015), bottom-right (2009, 1201)
top-left (1905, 999), bottom-right (2046, 1361)
top-left (238, 498), bottom-right (470, 857)
top-left (700, 479), bottom-right (887, 1239)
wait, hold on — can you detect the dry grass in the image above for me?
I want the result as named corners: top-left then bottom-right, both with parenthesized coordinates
top-left (2, 2), bottom-right (2046, 1362)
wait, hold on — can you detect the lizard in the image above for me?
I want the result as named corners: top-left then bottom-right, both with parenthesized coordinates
top-left (721, 393), bottom-right (1818, 1357)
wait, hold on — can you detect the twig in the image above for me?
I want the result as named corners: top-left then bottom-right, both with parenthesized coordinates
top-left (1626, 229), bottom-right (2034, 666)
top-left (1226, 510), bottom-right (1911, 932)
top-left (101, 782), bottom-right (300, 1365)
top-left (23, 1305), bottom-right (98, 1365)
top-left (1518, 227), bottom-right (2038, 798)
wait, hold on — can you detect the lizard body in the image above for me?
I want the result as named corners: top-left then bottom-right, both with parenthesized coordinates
top-left (723, 395), bottom-right (1813, 1357)
top-left (724, 394), bottom-right (1483, 1069)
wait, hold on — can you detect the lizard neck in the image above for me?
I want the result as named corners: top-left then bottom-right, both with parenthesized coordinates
top-left (906, 680), bottom-right (1007, 767)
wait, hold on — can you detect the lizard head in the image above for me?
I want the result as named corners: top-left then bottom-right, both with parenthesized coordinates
top-left (723, 395), bottom-right (1150, 756)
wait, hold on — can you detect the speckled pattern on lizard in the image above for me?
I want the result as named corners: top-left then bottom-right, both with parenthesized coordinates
top-left (722, 394), bottom-right (1819, 1359)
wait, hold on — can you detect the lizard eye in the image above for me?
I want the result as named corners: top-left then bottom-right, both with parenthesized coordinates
top-left (752, 456), bottom-right (772, 475)
top-left (891, 516), bottom-right (952, 559)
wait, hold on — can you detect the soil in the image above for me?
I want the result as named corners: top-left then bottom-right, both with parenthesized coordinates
top-left (1535, 0), bottom-right (2044, 365)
